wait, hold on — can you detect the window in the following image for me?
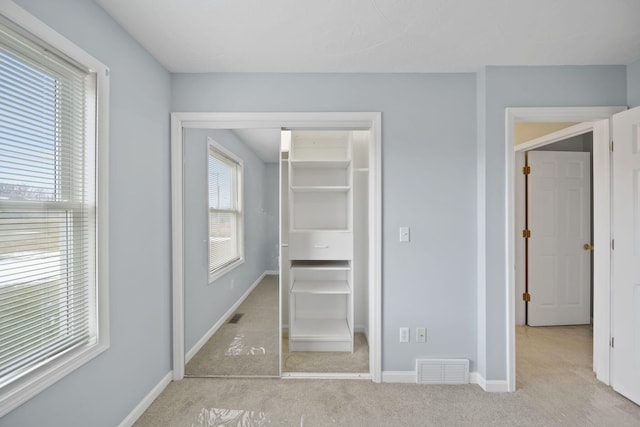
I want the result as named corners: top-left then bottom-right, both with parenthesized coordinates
top-left (208, 138), bottom-right (243, 281)
top-left (0, 9), bottom-right (108, 416)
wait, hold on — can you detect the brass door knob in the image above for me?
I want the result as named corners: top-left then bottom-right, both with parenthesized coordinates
top-left (584, 244), bottom-right (594, 251)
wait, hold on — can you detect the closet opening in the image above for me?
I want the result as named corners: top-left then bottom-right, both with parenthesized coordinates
top-left (281, 130), bottom-right (370, 377)
top-left (170, 112), bottom-right (382, 382)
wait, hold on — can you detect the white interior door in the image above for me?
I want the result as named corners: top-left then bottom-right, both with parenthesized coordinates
top-left (611, 107), bottom-right (640, 405)
top-left (527, 151), bottom-right (591, 326)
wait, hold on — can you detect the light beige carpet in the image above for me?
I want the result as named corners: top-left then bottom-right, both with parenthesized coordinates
top-left (186, 273), bottom-right (370, 377)
top-left (136, 324), bottom-right (640, 426)
top-left (185, 275), bottom-right (280, 377)
top-left (282, 332), bottom-right (369, 373)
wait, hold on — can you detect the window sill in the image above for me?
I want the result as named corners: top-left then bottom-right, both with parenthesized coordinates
top-left (0, 341), bottom-right (109, 417)
top-left (209, 258), bottom-right (245, 283)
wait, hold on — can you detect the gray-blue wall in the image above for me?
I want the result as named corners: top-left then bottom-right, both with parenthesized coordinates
top-left (2, 1), bottom-right (638, 425)
top-left (628, 59), bottom-right (640, 107)
top-left (2, 0), bottom-right (172, 426)
top-left (184, 129), bottom-right (272, 351)
top-left (477, 65), bottom-right (627, 380)
top-left (172, 73), bottom-right (479, 372)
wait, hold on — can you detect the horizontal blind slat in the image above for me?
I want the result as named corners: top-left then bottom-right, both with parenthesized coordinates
top-left (0, 304), bottom-right (90, 357)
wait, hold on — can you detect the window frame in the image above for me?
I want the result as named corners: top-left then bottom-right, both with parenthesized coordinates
top-left (207, 137), bottom-right (244, 282)
top-left (0, 2), bottom-right (109, 417)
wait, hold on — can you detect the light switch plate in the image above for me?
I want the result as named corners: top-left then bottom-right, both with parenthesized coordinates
top-left (400, 327), bottom-right (409, 342)
top-left (399, 227), bottom-right (410, 242)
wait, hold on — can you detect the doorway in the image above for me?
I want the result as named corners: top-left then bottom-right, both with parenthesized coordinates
top-left (505, 106), bottom-right (625, 392)
top-left (514, 130), bottom-right (595, 391)
top-left (170, 112), bottom-right (382, 382)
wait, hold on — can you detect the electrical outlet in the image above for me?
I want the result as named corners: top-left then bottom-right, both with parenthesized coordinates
top-left (416, 327), bottom-right (426, 343)
top-left (400, 327), bottom-right (409, 343)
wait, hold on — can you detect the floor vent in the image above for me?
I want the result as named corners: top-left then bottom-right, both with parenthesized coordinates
top-left (228, 313), bottom-right (244, 324)
top-left (416, 359), bottom-right (469, 384)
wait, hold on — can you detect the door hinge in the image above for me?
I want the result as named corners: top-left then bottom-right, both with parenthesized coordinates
top-left (612, 239), bottom-right (615, 250)
top-left (611, 337), bottom-right (614, 348)
top-left (522, 292), bottom-right (531, 302)
top-left (522, 229), bottom-right (531, 238)
top-left (610, 140), bottom-right (614, 152)
top-left (522, 165), bottom-right (531, 175)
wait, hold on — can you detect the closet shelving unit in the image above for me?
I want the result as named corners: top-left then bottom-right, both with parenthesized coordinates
top-left (287, 132), bottom-right (354, 352)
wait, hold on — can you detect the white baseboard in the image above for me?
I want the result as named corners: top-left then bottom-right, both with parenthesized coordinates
top-left (382, 370), bottom-right (508, 391)
top-left (264, 270), bottom-right (278, 275)
top-left (118, 372), bottom-right (172, 427)
top-left (186, 271), bottom-right (267, 363)
top-left (469, 371), bottom-right (481, 385)
top-left (472, 372), bottom-right (509, 392)
top-left (381, 371), bottom-right (416, 383)
top-left (282, 372), bottom-right (371, 380)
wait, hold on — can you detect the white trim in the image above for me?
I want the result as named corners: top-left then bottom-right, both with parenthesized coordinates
top-left (382, 371), bottom-right (492, 387)
top-left (514, 152), bottom-right (526, 326)
top-left (469, 372), bottom-right (481, 385)
top-left (0, 1), bottom-right (110, 416)
top-left (0, 0), bottom-right (109, 74)
top-left (369, 113), bottom-right (383, 383)
top-left (171, 112), bottom-right (382, 383)
top-left (382, 371), bottom-right (487, 386)
top-left (208, 258), bottom-right (245, 283)
top-left (504, 106), bottom-right (625, 393)
top-left (171, 114), bottom-right (185, 380)
top-left (264, 270), bottom-right (279, 275)
top-left (592, 119), bottom-right (612, 385)
top-left (118, 372), bottom-right (172, 427)
top-left (473, 372), bottom-right (509, 392)
top-left (515, 121), bottom-right (595, 152)
top-left (207, 137), bottom-right (245, 282)
top-left (282, 372), bottom-right (371, 380)
top-left (381, 371), bottom-right (416, 383)
top-left (185, 272), bottom-right (266, 363)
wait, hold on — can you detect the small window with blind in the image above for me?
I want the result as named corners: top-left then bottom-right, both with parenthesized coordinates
top-left (0, 10), bottom-right (108, 416)
top-left (207, 138), bottom-right (244, 281)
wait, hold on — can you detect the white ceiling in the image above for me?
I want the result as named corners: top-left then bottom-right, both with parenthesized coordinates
top-left (94, 0), bottom-right (640, 162)
top-left (97, 0), bottom-right (640, 73)
top-left (232, 128), bottom-right (281, 163)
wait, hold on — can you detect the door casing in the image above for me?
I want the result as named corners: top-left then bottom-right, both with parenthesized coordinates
top-left (505, 106), bottom-right (626, 392)
top-left (170, 112), bottom-right (382, 382)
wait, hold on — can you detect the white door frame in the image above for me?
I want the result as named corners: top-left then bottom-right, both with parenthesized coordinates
top-left (170, 112), bottom-right (382, 382)
top-left (505, 106), bottom-right (625, 392)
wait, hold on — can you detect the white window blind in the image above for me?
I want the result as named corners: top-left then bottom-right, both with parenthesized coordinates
top-left (208, 141), bottom-right (243, 278)
top-left (0, 19), bottom-right (97, 389)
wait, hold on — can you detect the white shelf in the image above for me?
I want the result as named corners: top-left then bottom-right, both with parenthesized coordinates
top-left (287, 131), bottom-right (354, 353)
top-left (290, 160), bottom-right (350, 169)
top-left (290, 318), bottom-right (352, 341)
top-left (291, 186), bottom-right (350, 193)
top-left (290, 228), bottom-right (350, 232)
top-left (291, 280), bottom-right (350, 294)
top-left (291, 260), bottom-right (350, 270)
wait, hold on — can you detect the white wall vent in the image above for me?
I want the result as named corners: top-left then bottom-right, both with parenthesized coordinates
top-left (416, 359), bottom-right (469, 384)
